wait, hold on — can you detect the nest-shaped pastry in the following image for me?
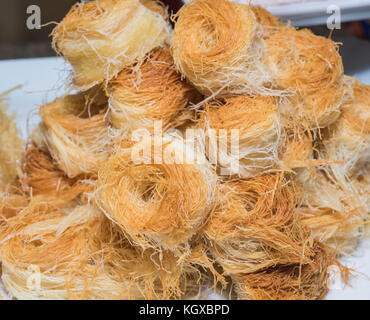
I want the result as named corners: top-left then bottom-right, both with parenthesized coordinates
top-left (0, 198), bottom-right (204, 300)
top-left (37, 89), bottom-right (110, 178)
top-left (0, 92), bottom-right (23, 190)
top-left (278, 127), bottom-right (331, 171)
top-left (203, 174), bottom-right (314, 275)
top-left (266, 27), bottom-right (347, 128)
top-left (233, 242), bottom-right (343, 300)
top-left (96, 135), bottom-right (218, 253)
top-left (20, 145), bottom-right (94, 200)
top-left (51, 0), bottom-right (171, 90)
top-left (296, 167), bottom-right (367, 254)
top-left (279, 81), bottom-right (352, 130)
top-left (0, 200), bottom-right (124, 299)
top-left (172, 0), bottom-right (274, 97)
top-left (200, 95), bottom-right (280, 178)
top-left (107, 48), bottom-right (199, 132)
top-left (267, 27), bottom-right (343, 94)
top-left (324, 78), bottom-right (370, 179)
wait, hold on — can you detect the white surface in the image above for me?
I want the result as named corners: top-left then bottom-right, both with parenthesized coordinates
top-left (0, 57), bottom-right (71, 140)
top-left (0, 34), bottom-right (369, 299)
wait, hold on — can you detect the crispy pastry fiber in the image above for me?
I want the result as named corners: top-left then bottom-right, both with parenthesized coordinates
top-left (324, 78), bottom-right (370, 180)
top-left (234, 242), bottom-right (342, 300)
top-left (172, 0), bottom-right (275, 97)
top-left (37, 89), bottom-right (110, 178)
top-left (20, 145), bottom-right (94, 200)
top-left (266, 28), bottom-right (347, 128)
top-left (96, 135), bottom-right (217, 254)
top-left (296, 168), bottom-right (366, 254)
top-left (107, 48), bottom-right (199, 132)
top-left (0, 198), bottom-right (206, 300)
top-left (203, 174), bottom-right (314, 275)
top-left (52, 0), bottom-right (171, 90)
top-left (1, 1), bottom-right (368, 301)
top-left (0, 92), bottom-right (23, 190)
top-left (251, 5), bottom-right (281, 28)
top-left (201, 95), bottom-right (280, 178)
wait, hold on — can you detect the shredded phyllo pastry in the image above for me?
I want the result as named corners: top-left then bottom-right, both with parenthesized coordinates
top-left (0, 0), bottom-right (368, 300)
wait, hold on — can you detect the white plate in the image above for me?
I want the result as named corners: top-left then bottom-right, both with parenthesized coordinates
top-left (0, 34), bottom-right (369, 299)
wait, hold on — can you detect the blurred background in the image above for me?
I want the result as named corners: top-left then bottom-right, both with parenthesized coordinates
top-left (0, 0), bottom-right (369, 60)
top-left (0, 0), bottom-right (76, 59)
